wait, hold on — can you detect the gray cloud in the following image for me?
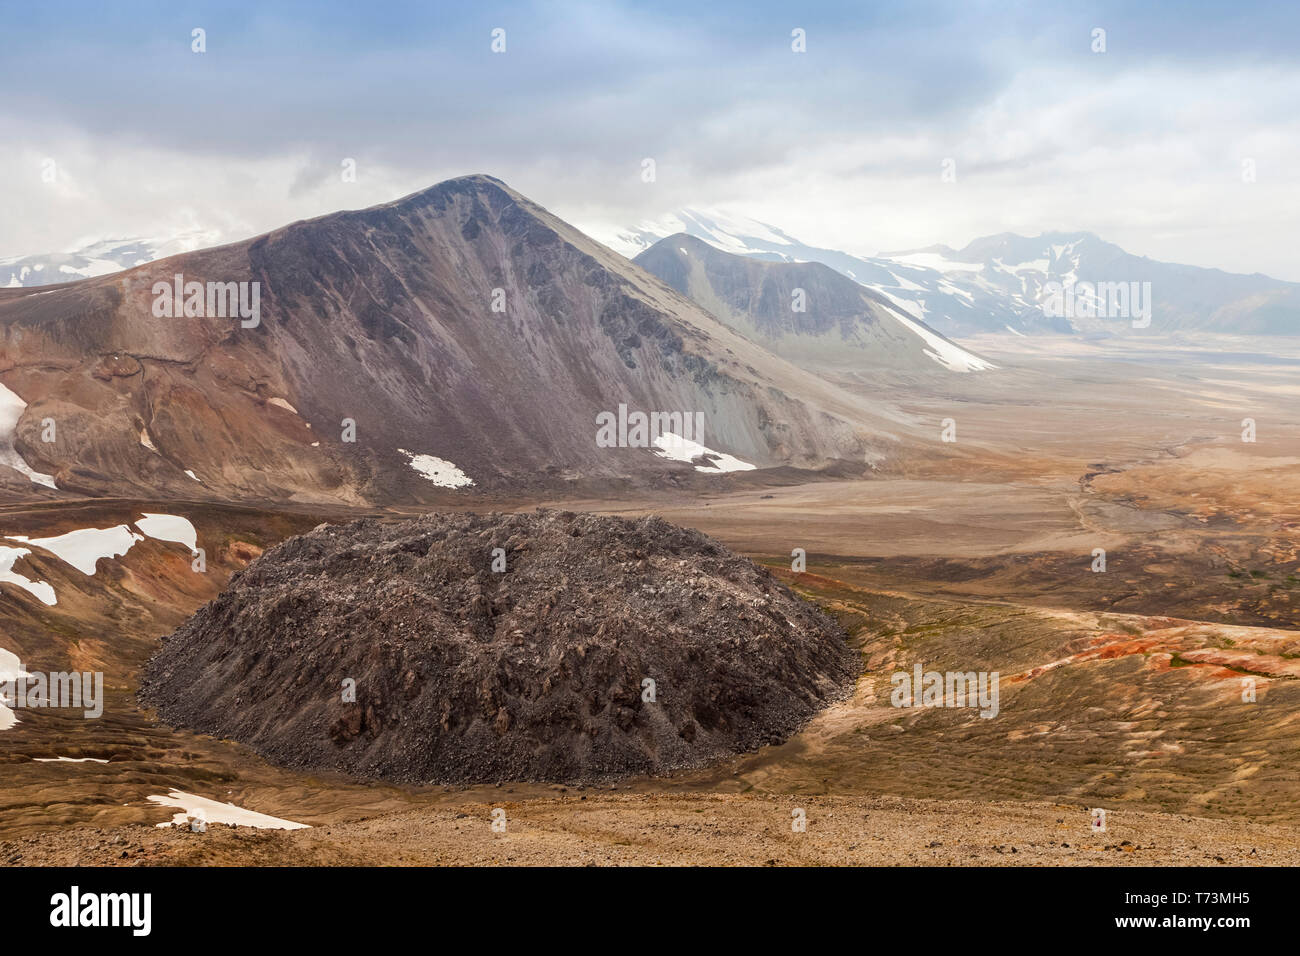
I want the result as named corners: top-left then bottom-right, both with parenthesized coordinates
top-left (2, 0), bottom-right (1297, 279)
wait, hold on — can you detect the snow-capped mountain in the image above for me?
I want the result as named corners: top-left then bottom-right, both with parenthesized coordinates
top-left (604, 212), bottom-right (1072, 336)
top-left (634, 234), bottom-right (994, 374)
top-left (1, 233), bottom-right (222, 289)
top-left (605, 212), bottom-right (1300, 337)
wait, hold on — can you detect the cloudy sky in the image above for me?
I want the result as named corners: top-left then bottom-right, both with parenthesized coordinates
top-left (3, 0), bottom-right (1298, 278)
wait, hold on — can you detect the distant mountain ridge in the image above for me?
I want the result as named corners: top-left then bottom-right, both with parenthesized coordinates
top-left (605, 212), bottom-right (1300, 337)
top-left (1, 233), bottom-right (222, 289)
top-left (15, 211), bottom-right (1296, 337)
top-left (633, 234), bottom-right (994, 374)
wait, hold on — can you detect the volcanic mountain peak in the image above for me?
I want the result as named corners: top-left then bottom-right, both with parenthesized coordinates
top-left (274, 174), bottom-right (524, 237)
top-left (379, 172), bottom-right (516, 206)
top-left (0, 176), bottom-right (913, 504)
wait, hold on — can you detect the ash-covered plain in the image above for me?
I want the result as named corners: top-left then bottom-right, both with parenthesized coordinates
top-left (139, 510), bottom-right (856, 784)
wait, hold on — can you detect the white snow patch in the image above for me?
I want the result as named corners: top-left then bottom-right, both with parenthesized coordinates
top-left (134, 513), bottom-right (198, 553)
top-left (876, 289), bottom-right (928, 320)
top-left (0, 546), bottom-right (57, 605)
top-left (653, 433), bottom-right (756, 473)
top-left (34, 756), bottom-right (109, 763)
top-left (10, 525), bottom-right (143, 575)
top-left (148, 789), bottom-right (309, 830)
top-left (0, 648), bottom-right (29, 681)
top-left (886, 252), bottom-right (983, 273)
top-left (887, 272), bottom-right (928, 292)
top-left (671, 209), bottom-right (795, 256)
top-left (0, 382), bottom-right (58, 489)
top-left (57, 259), bottom-right (123, 279)
top-left (0, 647), bottom-right (31, 730)
top-left (939, 280), bottom-right (975, 302)
top-left (604, 208), bottom-right (798, 259)
top-left (1012, 258), bottom-right (1050, 274)
top-left (267, 397), bottom-right (298, 414)
top-left (184, 469), bottom-right (201, 482)
top-left (887, 311), bottom-right (997, 373)
top-left (399, 449), bottom-right (474, 488)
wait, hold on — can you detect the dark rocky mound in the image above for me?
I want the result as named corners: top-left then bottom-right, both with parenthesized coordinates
top-left (139, 510), bottom-right (855, 784)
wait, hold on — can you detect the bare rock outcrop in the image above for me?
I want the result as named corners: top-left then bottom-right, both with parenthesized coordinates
top-left (140, 510), bottom-right (855, 784)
